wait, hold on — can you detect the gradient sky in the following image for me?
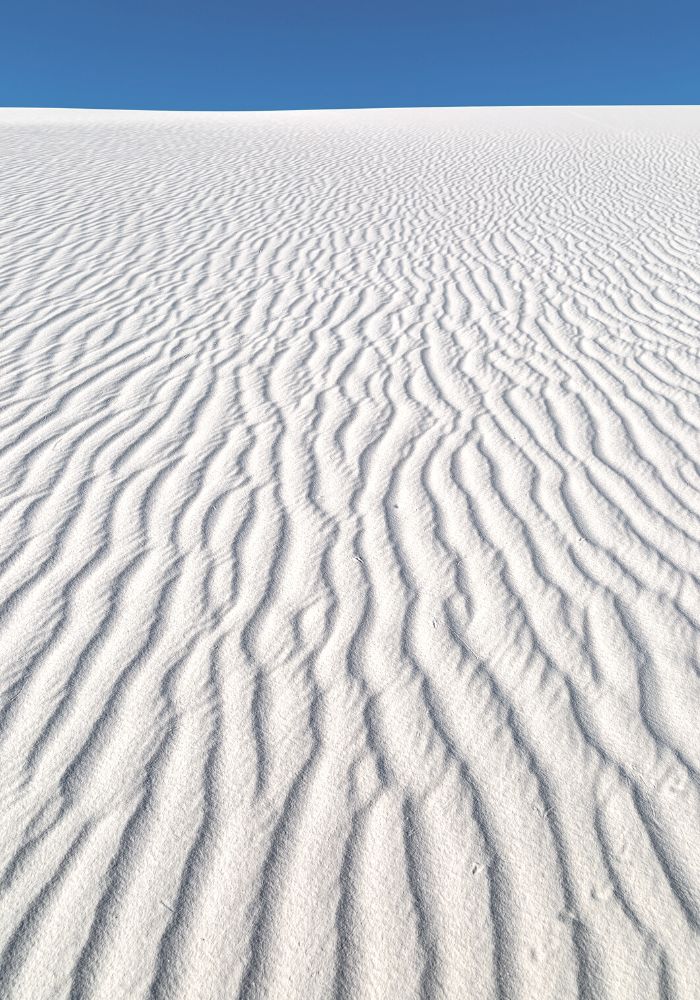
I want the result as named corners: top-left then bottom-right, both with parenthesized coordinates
top-left (2, 0), bottom-right (698, 110)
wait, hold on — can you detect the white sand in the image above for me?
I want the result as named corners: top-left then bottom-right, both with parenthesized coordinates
top-left (1, 106), bottom-right (700, 999)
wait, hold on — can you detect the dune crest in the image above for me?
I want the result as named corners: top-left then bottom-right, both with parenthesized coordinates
top-left (1, 106), bottom-right (700, 999)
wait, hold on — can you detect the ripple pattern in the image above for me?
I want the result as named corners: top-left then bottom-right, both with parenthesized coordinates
top-left (1, 106), bottom-right (700, 999)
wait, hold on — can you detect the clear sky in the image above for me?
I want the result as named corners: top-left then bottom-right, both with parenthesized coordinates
top-left (1, 0), bottom-right (698, 110)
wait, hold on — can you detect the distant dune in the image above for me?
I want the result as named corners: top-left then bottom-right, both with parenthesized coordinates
top-left (1, 106), bottom-right (700, 999)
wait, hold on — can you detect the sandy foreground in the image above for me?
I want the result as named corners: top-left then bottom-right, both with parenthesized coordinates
top-left (1, 106), bottom-right (700, 999)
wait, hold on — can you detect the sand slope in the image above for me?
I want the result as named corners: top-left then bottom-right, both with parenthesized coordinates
top-left (1, 106), bottom-right (700, 999)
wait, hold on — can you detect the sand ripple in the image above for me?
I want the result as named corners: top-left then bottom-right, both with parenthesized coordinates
top-left (1, 106), bottom-right (700, 999)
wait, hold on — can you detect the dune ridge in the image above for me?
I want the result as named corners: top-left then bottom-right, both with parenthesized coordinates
top-left (1, 106), bottom-right (700, 999)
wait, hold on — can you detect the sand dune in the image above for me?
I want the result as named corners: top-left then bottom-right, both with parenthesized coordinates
top-left (1, 106), bottom-right (700, 999)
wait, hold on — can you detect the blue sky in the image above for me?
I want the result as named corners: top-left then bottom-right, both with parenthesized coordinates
top-left (1, 0), bottom-right (698, 110)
